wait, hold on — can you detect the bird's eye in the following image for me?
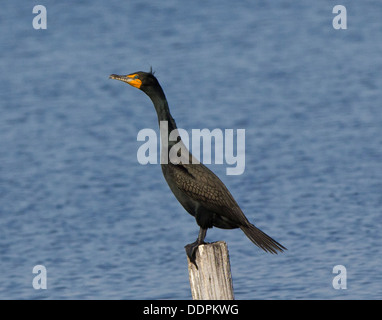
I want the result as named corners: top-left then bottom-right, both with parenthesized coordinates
top-left (134, 75), bottom-right (139, 79)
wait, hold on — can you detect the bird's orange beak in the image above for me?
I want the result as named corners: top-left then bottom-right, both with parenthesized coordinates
top-left (109, 73), bottom-right (142, 89)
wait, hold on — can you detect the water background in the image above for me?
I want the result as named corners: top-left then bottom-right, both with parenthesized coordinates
top-left (0, 1), bottom-right (381, 299)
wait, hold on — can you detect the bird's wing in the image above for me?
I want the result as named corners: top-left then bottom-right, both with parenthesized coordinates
top-left (169, 162), bottom-right (249, 225)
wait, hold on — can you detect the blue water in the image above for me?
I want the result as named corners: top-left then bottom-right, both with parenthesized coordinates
top-left (1, 1), bottom-right (381, 299)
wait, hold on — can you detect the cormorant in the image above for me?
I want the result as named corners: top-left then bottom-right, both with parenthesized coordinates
top-left (109, 70), bottom-right (286, 265)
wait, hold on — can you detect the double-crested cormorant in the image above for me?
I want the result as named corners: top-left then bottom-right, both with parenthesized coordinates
top-left (109, 70), bottom-right (286, 264)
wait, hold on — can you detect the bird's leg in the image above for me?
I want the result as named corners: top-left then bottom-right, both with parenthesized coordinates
top-left (185, 227), bottom-right (207, 268)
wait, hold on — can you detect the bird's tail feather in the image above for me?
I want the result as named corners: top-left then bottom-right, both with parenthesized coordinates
top-left (240, 224), bottom-right (286, 254)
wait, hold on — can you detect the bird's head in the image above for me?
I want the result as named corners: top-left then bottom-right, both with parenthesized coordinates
top-left (109, 70), bottom-right (159, 91)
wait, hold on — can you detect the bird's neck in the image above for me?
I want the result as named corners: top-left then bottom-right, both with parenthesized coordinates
top-left (145, 86), bottom-right (178, 136)
top-left (152, 98), bottom-right (177, 133)
top-left (145, 86), bottom-right (193, 165)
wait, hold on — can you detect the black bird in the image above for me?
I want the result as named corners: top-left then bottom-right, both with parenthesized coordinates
top-left (109, 70), bottom-right (286, 264)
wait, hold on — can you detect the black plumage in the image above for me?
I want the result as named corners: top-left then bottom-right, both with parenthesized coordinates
top-left (109, 71), bottom-right (286, 264)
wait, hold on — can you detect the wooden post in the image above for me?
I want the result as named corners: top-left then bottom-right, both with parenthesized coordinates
top-left (186, 241), bottom-right (234, 300)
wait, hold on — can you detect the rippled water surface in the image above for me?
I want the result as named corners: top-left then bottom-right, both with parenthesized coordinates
top-left (1, 1), bottom-right (381, 299)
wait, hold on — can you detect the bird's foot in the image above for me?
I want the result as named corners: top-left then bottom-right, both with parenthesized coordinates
top-left (185, 240), bottom-right (206, 269)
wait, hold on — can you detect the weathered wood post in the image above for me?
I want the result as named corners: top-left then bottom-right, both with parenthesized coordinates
top-left (186, 241), bottom-right (234, 300)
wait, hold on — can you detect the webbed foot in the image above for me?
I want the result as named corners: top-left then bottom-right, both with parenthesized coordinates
top-left (185, 228), bottom-right (208, 269)
top-left (185, 240), bottom-right (206, 269)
